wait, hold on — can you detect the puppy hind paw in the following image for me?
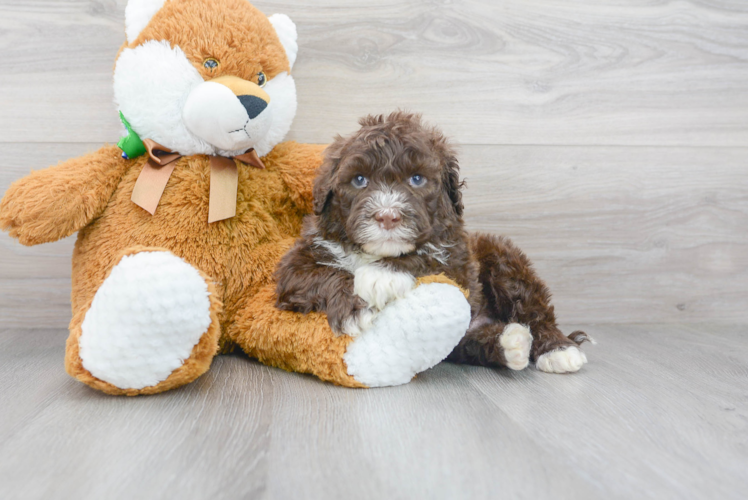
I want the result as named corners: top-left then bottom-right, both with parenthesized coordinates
top-left (499, 323), bottom-right (532, 370)
top-left (536, 346), bottom-right (588, 374)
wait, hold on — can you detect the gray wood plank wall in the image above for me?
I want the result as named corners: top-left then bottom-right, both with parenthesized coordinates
top-left (1, 0), bottom-right (746, 326)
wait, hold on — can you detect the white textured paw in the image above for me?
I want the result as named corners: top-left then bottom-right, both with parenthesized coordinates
top-left (79, 251), bottom-right (212, 389)
top-left (353, 264), bottom-right (415, 310)
top-left (340, 308), bottom-right (376, 337)
top-left (344, 283), bottom-right (471, 387)
top-left (536, 346), bottom-right (588, 374)
top-left (500, 323), bottom-right (532, 371)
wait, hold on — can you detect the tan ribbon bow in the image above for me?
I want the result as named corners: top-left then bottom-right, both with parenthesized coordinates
top-left (130, 139), bottom-right (265, 223)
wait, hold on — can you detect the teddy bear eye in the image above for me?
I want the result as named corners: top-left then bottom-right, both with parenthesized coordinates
top-left (257, 71), bottom-right (267, 87)
top-left (409, 174), bottom-right (427, 187)
top-left (203, 58), bottom-right (220, 70)
top-left (351, 175), bottom-right (368, 189)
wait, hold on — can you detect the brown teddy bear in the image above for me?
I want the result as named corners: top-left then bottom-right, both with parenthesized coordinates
top-left (0, 0), bottom-right (472, 395)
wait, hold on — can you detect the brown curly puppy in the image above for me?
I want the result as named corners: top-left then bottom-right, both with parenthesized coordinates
top-left (275, 112), bottom-right (590, 373)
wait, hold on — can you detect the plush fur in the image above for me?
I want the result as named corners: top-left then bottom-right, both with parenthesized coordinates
top-left (115, 0), bottom-right (298, 157)
top-left (66, 245), bottom-right (223, 396)
top-left (0, 0), bottom-right (471, 394)
top-left (125, 0), bottom-right (168, 43)
top-left (268, 14), bottom-right (298, 69)
top-left (276, 112), bottom-right (590, 369)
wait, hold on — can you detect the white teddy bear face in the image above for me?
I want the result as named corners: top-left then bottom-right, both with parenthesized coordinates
top-left (113, 0), bottom-right (298, 157)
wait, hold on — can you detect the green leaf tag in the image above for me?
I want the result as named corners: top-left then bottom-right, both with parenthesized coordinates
top-left (117, 111), bottom-right (146, 160)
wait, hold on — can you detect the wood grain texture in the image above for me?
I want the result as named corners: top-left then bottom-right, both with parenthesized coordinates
top-left (1, 2), bottom-right (747, 499)
top-left (464, 323), bottom-right (748, 500)
top-left (0, 143), bottom-right (98, 281)
top-left (3, 143), bottom-right (746, 326)
top-left (0, 0), bottom-right (747, 145)
top-left (460, 145), bottom-right (748, 324)
top-left (0, 325), bottom-right (746, 500)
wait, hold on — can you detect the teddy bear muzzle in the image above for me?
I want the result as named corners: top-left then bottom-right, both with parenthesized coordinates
top-left (182, 75), bottom-right (273, 152)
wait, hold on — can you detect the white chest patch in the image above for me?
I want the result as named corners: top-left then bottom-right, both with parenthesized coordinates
top-left (312, 237), bottom-right (380, 273)
top-left (312, 237), bottom-right (415, 310)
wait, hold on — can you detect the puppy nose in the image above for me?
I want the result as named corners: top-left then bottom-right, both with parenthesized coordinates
top-left (375, 211), bottom-right (401, 230)
top-left (238, 95), bottom-right (268, 119)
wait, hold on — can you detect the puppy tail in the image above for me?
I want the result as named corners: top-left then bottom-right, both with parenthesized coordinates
top-left (568, 330), bottom-right (596, 346)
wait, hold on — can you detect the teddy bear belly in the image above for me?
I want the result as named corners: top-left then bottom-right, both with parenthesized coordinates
top-left (68, 150), bottom-right (313, 352)
top-left (71, 200), bottom-right (301, 344)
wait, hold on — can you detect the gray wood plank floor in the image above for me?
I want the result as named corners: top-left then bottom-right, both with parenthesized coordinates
top-left (1, 325), bottom-right (746, 500)
top-left (1, 1), bottom-right (747, 499)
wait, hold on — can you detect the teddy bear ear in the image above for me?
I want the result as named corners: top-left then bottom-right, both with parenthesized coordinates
top-left (125, 0), bottom-right (167, 44)
top-left (268, 13), bottom-right (298, 70)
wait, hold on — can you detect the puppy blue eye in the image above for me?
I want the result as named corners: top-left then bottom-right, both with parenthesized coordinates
top-left (352, 175), bottom-right (368, 188)
top-left (409, 174), bottom-right (426, 187)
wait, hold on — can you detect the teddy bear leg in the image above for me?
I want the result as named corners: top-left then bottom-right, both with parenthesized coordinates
top-left (229, 284), bottom-right (365, 387)
top-left (342, 281), bottom-right (472, 387)
top-left (230, 280), bottom-right (471, 388)
top-left (65, 248), bottom-right (222, 396)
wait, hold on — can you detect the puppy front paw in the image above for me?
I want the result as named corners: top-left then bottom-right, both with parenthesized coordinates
top-left (499, 323), bottom-right (532, 371)
top-left (339, 308), bottom-right (376, 337)
top-left (354, 264), bottom-right (415, 310)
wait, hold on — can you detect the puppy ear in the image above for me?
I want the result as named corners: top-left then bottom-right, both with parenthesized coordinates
top-left (313, 161), bottom-right (334, 215)
top-left (313, 140), bottom-right (343, 215)
top-left (442, 153), bottom-right (464, 217)
top-left (429, 126), bottom-right (464, 217)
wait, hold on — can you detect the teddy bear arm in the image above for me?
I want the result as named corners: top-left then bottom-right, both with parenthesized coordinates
top-left (0, 145), bottom-right (129, 245)
top-left (231, 276), bottom-right (472, 388)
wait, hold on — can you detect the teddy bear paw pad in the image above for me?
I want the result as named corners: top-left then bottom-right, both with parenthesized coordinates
top-left (78, 251), bottom-right (212, 389)
top-left (343, 283), bottom-right (471, 387)
top-left (536, 346), bottom-right (588, 374)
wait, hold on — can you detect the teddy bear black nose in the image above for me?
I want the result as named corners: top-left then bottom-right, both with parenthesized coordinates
top-left (238, 94), bottom-right (268, 120)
